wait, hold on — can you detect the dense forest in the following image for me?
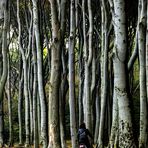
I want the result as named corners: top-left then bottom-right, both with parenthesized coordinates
top-left (0, 0), bottom-right (148, 147)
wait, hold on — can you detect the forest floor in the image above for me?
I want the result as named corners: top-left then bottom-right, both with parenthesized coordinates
top-left (3, 140), bottom-right (96, 148)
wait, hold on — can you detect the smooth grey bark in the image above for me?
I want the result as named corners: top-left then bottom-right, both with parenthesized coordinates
top-left (7, 56), bottom-right (13, 146)
top-left (146, 0), bottom-right (148, 106)
top-left (17, 0), bottom-right (30, 145)
top-left (90, 47), bottom-right (96, 132)
top-left (18, 61), bottom-right (23, 145)
top-left (37, 93), bottom-right (41, 142)
top-left (32, 0), bottom-right (48, 147)
top-left (138, 0), bottom-right (147, 147)
top-left (128, 31), bottom-right (138, 72)
top-left (0, 33), bottom-right (2, 148)
top-left (82, 0), bottom-right (87, 123)
top-left (0, 1), bottom-right (8, 146)
top-left (86, 0), bottom-right (93, 131)
top-left (94, 85), bottom-right (100, 144)
top-left (82, 0), bottom-right (93, 131)
top-left (69, 0), bottom-right (78, 147)
top-left (48, 0), bottom-right (61, 147)
top-left (113, 0), bottom-right (136, 147)
top-left (59, 1), bottom-right (67, 147)
top-left (108, 89), bottom-right (118, 147)
top-left (98, 0), bottom-right (109, 146)
top-left (28, 58), bottom-right (33, 145)
top-left (32, 29), bottom-right (39, 148)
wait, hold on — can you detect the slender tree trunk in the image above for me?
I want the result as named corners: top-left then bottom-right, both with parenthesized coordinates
top-left (90, 47), bottom-right (96, 133)
top-left (0, 1), bottom-right (8, 146)
top-left (32, 29), bottom-right (39, 148)
top-left (78, 31), bottom-right (84, 125)
top-left (85, 0), bottom-right (93, 131)
top-left (82, 0), bottom-right (87, 123)
top-left (128, 31), bottom-right (138, 72)
top-left (32, 0), bottom-right (48, 147)
top-left (59, 77), bottom-right (67, 148)
top-left (48, 0), bottom-right (61, 147)
top-left (98, 0), bottom-right (108, 146)
top-left (69, 0), bottom-right (78, 147)
top-left (138, 0), bottom-right (147, 147)
top-left (59, 1), bottom-right (67, 147)
top-left (60, 50), bottom-right (68, 148)
top-left (7, 56), bottom-right (13, 146)
top-left (18, 61), bottom-right (23, 146)
top-left (113, 0), bottom-right (136, 147)
top-left (94, 85), bottom-right (100, 144)
top-left (82, 0), bottom-right (93, 131)
top-left (17, 0), bottom-right (30, 145)
top-left (146, 0), bottom-right (148, 107)
top-left (28, 58), bottom-right (33, 145)
top-left (37, 93), bottom-right (41, 142)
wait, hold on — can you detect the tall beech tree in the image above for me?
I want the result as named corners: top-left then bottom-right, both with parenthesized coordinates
top-left (69, 0), bottom-right (78, 147)
top-left (0, 0), bottom-right (8, 146)
top-left (32, 0), bottom-right (48, 147)
top-left (138, 0), bottom-right (147, 147)
top-left (48, 0), bottom-right (61, 147)
top-left (112, 0), bottom-right (136, 147)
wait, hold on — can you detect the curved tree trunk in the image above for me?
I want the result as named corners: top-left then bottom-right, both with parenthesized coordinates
top-left (138, 0), bottom-right (147, 147)
top-left (32, 0), bottom-right (48, 147)
top-left (113, 0), bottom-right (136, 147)
top-left (0, 1), bottom-right (8, 146)
top-left (17, 0), bottom-right (30, 145)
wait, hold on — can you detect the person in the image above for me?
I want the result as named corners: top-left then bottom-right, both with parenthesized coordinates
top-left (78, 122), bottom-right (93, 148)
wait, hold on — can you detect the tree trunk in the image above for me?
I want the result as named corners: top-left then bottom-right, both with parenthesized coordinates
top-left (69, 0), bottom-right (78, 147)
top-left (98, 0), bottom-right (109, 147)
top-left (48, 0), bottom-right (61, 147)
top-left (17, 0), bottom-right (30, 145)
top-left (138, 0), bottom-right (147, 147)
top-left (82, 0), bottom-right (93, 131)
top-left (32, 29), bottom-right (39, 148)
top-left (146, 0), bottom-right (148, 107)
top-left (18, 60), bottom-right (23, 146)
top-left (94, 85), bottom-right (100, 144)
top-left (0, 1), bottom-right (8, 146)
top-left (108, 89), bottom-right (118, 148)
top-left (85, 0), bottom-right (93, 131)
top-left (32, 0), bottom-right (48, 147)
top-left (7, 56), bottom-right (13, 146)
top-left (59, 1), bottom-right (67, 147)
top-left (78, 31), bottom-right (84, 125)
top-left (113, 0), bottom-right (136, 147)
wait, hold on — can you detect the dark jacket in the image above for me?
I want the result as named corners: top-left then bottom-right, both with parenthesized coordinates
top-left (78, 128), bottom-right (93, 148)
